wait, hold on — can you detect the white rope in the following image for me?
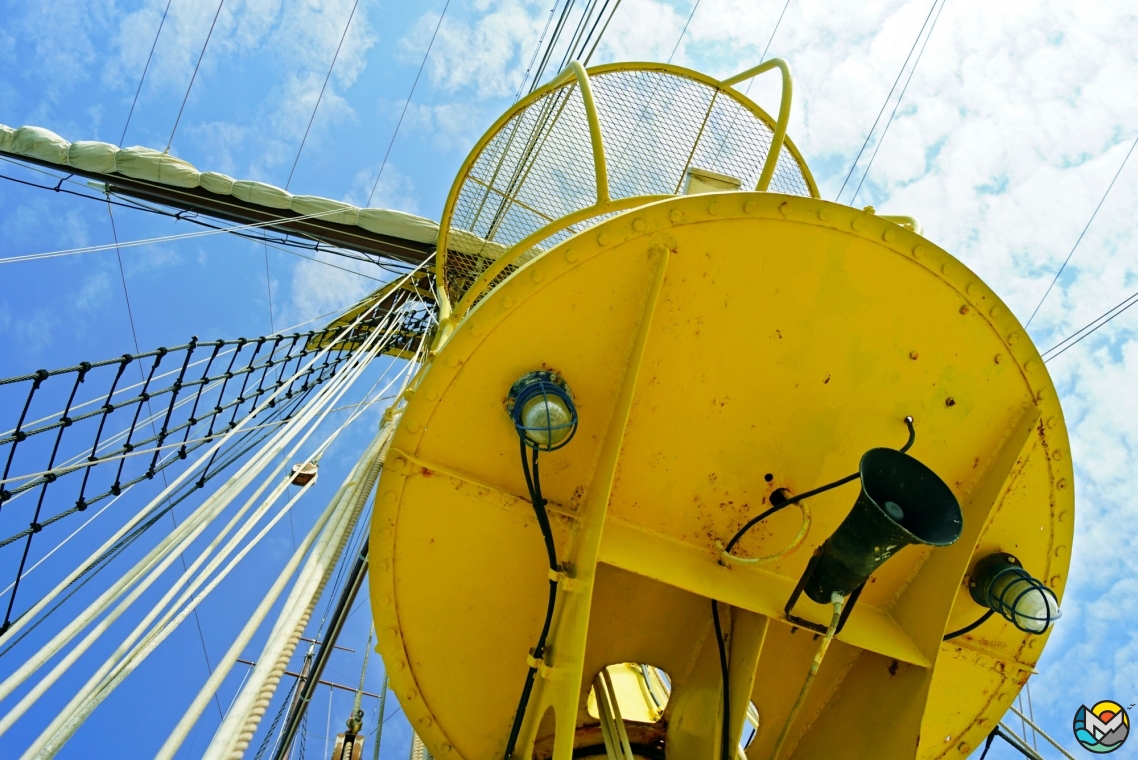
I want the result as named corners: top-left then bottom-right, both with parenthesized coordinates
top-left (0, 280), bottom-right (408, 706)
top-left (0, 259), bottom-right (427, 651)
top-left (9, 302), bottom-right (406, 752)
top-left (159, 420), bottom-right (393, 760)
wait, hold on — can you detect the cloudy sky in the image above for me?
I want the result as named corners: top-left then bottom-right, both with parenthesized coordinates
top-left (1, 0), bottom-right (1136, 757)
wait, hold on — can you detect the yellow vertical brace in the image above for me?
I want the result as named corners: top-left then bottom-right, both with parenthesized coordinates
top-left (513, 248), bottom-right (669, 760)
top-left (720, 59), bottom-right (793, 192)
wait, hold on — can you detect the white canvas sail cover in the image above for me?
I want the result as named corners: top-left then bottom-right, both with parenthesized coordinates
top-left (0, 123), bottom-right (439, 245)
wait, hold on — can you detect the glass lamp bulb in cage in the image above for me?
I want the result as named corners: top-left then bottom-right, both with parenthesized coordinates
top-left (520, 394), bottom-right (574, 448)
top-left (969, 552), bottom-right (1061, 634)
top-left (506, 370), bottom-right (578, 451)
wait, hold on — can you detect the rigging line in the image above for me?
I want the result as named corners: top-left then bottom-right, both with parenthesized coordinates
top-left (367, 0), bottom-right (452, 207)
top-left (0, 169), bottom-right (407, 275)
top-left (121, 0), bottom-right (175, 147)
top-left (1025, 133), bottom-right (1138, 328)
top-left (574, 0), bottom-right (613, 62)
top-left (516, 1), bottom-right (562, 101)
top-left (167, 0), bottom-right (227, 153)
top-left (667, 0), bottom-right (702, 63)
top-left (850, 0), bottom-right (947, 206)
top-left (264, 242), bottom-right (276, 334)
top-left (582, 0), bottom-right (623, 65)
top-left (1042, 287), bottom-right (1138, 364)
top-left (0, 394), bottom-right (397, 487)
top-left (108, 199), bottom-right (226, 721)
top-left (558, 0), bottom-right (601, 72)
top-left (530, 0), bottom-right (575, 92)
top-left (285, 0), bottom-right (361, 190)
top-left (0, 203), bottom-right (386, 267)
top-left (834, 0), bottom-right (939, 203)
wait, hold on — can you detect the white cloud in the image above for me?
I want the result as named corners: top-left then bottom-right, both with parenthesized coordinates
top-left (404, 0), bottom-right (547, 99)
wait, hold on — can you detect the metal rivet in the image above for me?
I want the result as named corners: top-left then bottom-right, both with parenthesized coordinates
top-left (959, 304), bottom-right (970, 315)
top-left (990, 305), bottom-right (1002, 318)
top-left (912, 245), bottom-right (924, 257)
top-left (379, 594), bottom-right (392, 606)
top-left (910, 351), bottom-right (919, 360)
top-left (883, 228), bottom-right (896, 242)
top-left (1054, 546), bottom-right (1066, 558)
top-left (1058, 510), bottom-right (1069, 522)
top-left (407, 690), bottom-right (418, 700)
top-left (708, 202), bottom-right (719, 215)
top-left (502, 296), bottom-right (514, 309)
top-left (532, 269), bottom-right (544, 283)
top-left (394, 660), bottom-right (406, 671)
top-left (565, 248), bottom-right (578, 262)
top-left (597, 232), bottom-right (611, 245)
top-left (994, 353), bottom-right (1003, 364)
top-left (383, 627), bottom-right (397, 640)
top-left (379, 526), bottom-right (392, 537)
top-left (744, 200), bottom-right (757, 213)
top-left (818, 208), bottom-right (830, 221)
top-left (394, 456), bottom-right (407, 467)
top-left (1051, 449), bottom-right (1062, 461)
top-left (1046, 416), bottom-right (1058, 429)
top-left (405, 421), bottom-right (420, 433)
top-left (426, 389), bottom-right (438, 400)
top-left (420, 716), bottom-right (432, 726)
top-left (441, 744), bottom-right (453, 753)
top-left (778, 202), bottom-right (790, 216)
top-left (852, 216), bottom-right (865, 231)
top-left (1007, 331), bottom-right (1020, 344)
top-left (942, 262), bottom-right (952, 275)
top-left (378, 560), bottom-right (391, 571)
top-left (446, 356), bottom-right (460, 368)
top-left (1050, 575), bottom-right (1062, 587)
top-left (1057, 479), bottom-right (1067, 491)
top-left (670, 209), bottom-right (683, 222)
top-left (383, 491), bottom-right (396, 503)
top-left (632, 218), bottom-right (646, 231)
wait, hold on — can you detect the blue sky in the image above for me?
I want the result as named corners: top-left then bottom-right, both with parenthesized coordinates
top-left (1, 0), bottom-right (1137, 758)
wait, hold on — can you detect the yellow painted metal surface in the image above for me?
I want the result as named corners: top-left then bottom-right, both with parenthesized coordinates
top-left (370, 192), bottom-right (1073, 759)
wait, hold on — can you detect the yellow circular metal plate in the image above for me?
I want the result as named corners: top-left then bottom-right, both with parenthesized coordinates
top-left (371, 192), bottom-right (1073, 759)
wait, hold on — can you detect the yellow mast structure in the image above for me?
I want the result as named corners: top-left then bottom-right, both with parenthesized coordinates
top-left (370, 59), bottom-right (1072, 760)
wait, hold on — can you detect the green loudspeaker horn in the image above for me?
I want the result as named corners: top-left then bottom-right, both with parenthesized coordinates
top-left (803, 448), bottom-right (963, 604)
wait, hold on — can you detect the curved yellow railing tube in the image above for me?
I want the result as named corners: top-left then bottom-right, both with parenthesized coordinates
top-left (554, 61), bottom-right (611, 205)
top-left (721, 58), bottom-right (793, 193)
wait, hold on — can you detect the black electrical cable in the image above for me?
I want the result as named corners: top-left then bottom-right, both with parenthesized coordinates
top-left (712, 600), bottom-right (731, 760)
top-left (714, 417), bottom-right (917, 757)
top-left (942, 610), bottom-right (995, 641)
top-left (502, 441), bottom-right (561, 760)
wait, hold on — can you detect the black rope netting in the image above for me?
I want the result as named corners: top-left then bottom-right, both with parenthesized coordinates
top-left (0, 314), bottom-right (394, 633)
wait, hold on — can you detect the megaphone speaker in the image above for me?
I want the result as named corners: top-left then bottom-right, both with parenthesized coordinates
top-left (803, 448), bottom-right (962, 604)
